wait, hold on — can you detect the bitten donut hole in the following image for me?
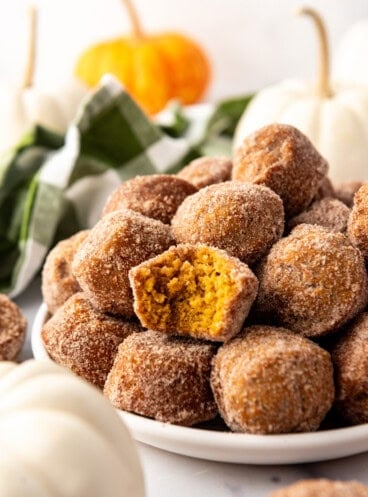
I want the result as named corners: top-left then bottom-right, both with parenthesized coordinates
top-left (131, 245), bottom-right (257, 340)
top-left (135, 247), bottom-right (240, 338)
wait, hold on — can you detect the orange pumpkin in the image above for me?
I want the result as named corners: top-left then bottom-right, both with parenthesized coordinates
top-left (75, 0), bottom-right (211, 114)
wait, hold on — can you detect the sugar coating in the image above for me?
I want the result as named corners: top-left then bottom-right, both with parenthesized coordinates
top-left (41, 293), bottom-right (140, 388)
top-left (335, 181), bottom-right (363, 208)
top-left (177, 156), bottom-right (232, 189)
top-left (288, 198), bottom-right (350, 233)
top-left (129, 244), bottom-right (259, 342)
top-left (211, 326), bottom-right (334, 434)
top-left (102, 174), bottom-right (197, 224)
top-left (72, 209), bottom-right (174, 316)
top-left (348, 183), bottom-right (368, 258)
top-left (313, 176), bottom-right (335, 201)
top-left (268, 479), bottom-right (368, 497)
top-left (171, 181), bottom-right (284, 265)
top-left (331, 313), bottom-right (368, 424)
top-left (256, 224), bottom-right (368, 337)
top-left (0, 294), bottom-right (27, 360)
top-left (104, 330), bottom-right (218, 426)
top-left (42, 230), bottom-right (89, 314)
top-left (233, 124), bottom-right (328, 217)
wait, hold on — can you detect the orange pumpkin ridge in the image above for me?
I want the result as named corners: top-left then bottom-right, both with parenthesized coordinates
top-left (75, 0), bottom-right (211, 114)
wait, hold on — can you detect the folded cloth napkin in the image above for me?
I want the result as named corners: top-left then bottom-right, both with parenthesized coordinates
top-left (0, 75), bottom-right (252, 297)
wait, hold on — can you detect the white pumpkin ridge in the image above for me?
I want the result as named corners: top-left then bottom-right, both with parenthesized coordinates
top-left (335, 19), bottom-right (368, 87)
top-left (0, 360), bottom-right (145, 497)
top-left (0, 7), bottom-right (87, 155)
top-left (234, 8), bottom-right (368, 183)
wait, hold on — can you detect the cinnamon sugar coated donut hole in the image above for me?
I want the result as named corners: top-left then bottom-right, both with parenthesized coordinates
top-left (233, 124), bottom-right (328, 217)
top-left (102, 174), bottom-right (197, 224)
top-left (348, 184), bottom-right (368, 258)
top-left (129, 244), bottom-right (258, 342)
top-left (331, 313), bottom-right (368, 425)
top-left (211, 326), bottom-right (334, 434)
top-left (171, 182), bottom-right (284, 265)
top-left (268, 479), bottom-right (368, 497)
top-left (42, 230), bottom-right (89, 314)
top-left (335, 181), bottom-right (363, 208)
top-left (104, 331), bottom-right (218, 426)
top-left (256, 225), bottom-right (368, 337)
top-left (41, 293), bottom-right (140, 388)
top-left (177, 156), bottom-right (232, 189)
top-left (72, 209), bottom-right (174, 316)
top-left (0, 294), bottom-right (27, 360)
top-left (314, 176), bottom-right (335, 201)
top-left (288, 198), bottom-right (350, 233)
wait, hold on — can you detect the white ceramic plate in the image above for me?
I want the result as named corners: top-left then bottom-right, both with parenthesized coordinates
top-left (32, 303), bottom-right (368, 465)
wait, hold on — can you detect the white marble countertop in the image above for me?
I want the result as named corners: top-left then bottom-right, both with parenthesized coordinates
top-left (15, 278), bottom-right (368, 497)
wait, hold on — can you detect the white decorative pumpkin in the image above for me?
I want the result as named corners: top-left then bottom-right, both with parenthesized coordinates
top-left (0, 7), bottom-right (87, 155)
top-left (334, 19), bottom-right (368, 86)
top-left (0, 360), bottom-right (145, 497)
top-left (0, 81), bottom-right (86, 152)
top-left (234, 8), bottom-right (368, 184)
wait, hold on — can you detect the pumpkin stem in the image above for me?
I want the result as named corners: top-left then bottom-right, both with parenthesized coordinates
top-left (298, 7), bottom-right (332, 98)
top-left (22, 5), bottom-right (37, 89)
top-left (122, 0), bottom-right (144, 39)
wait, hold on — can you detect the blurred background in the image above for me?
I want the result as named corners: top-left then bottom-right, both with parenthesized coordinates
top-left (1, 0), bottom-right (367, 100)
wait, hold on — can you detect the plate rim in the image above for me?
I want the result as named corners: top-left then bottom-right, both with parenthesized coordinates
top-left (32, 302), bottom-right (368, 464)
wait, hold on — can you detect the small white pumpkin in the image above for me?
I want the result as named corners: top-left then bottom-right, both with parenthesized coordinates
top-left (0, 360), bottom-right (145, 497)
top-left (0, 7), bottom-right (87, 154)
top-left (234, 8), bottom-right (368, 183)
top-left (334, 19), bottom-right (368, 86)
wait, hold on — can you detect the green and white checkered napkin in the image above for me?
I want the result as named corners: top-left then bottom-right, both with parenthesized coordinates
top-left (0, 75), bottom-right (252, 297)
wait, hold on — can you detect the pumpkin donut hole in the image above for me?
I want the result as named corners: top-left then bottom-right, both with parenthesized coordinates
top-left (102, 174), bottom-right (197, 224)
top-left (313, 176), bottom-right (335, 201)
top-left (42, 230), bottom-right (89, 314)
top-left (72, 209), bottom-right (174, 317)
top-left (288, 198), bottom-right (350, 234)
top-left (233, 123), bottom-right (328, 217)
top-left (0, 294), bottom-right (27, 361)
top-left (268, 479), bottom-right (368, 497)
top-left (177, 156), bottom-right (232, 189)
top-left (348, 183), bottom-right (368, 258)
top-left (171, 181), bottom-right (285, 265)
top-left (129, 244), bottom-right (258, 342)
top-left (211, 326), bottom-right (334, 434)
top-left (335, 181), bottom-right (363, 208)
top-left (256, 224), bottom-right (368, 338)
top-left (104, 330), bottom-right (218, 426)
top-left (331, 312), bottom-right (368, 425)
top-left (41, 293), bottom-right (141, 389)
